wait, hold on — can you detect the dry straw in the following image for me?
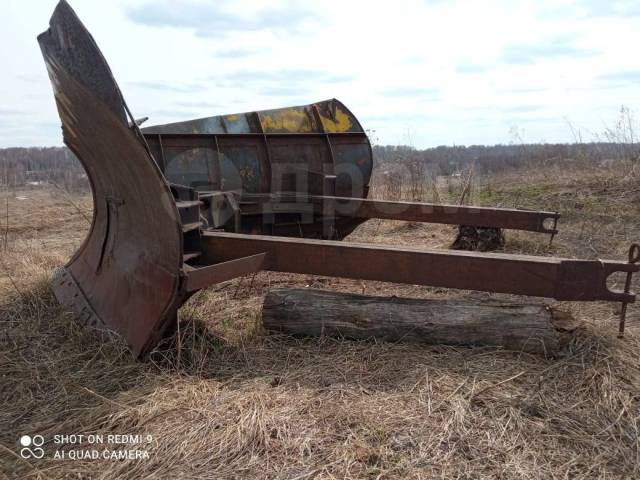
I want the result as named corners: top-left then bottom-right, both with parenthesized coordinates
top-left (1, 160), bottom-right (639, 479)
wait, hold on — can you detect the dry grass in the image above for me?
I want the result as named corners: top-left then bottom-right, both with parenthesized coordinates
top-left (1, 161), bottom-right (639, 479)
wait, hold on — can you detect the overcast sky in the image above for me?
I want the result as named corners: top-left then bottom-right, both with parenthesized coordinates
top-left (2, 0), bottom-right (640, 148)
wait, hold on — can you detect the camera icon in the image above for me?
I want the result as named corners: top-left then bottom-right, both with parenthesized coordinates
top-left (20, 435), bottom-right (45, 459)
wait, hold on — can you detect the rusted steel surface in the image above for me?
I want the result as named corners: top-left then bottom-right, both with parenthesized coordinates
top-left (618, 243), bottom-right (640, 337)
top-left (39, 1), bottom-right (637, 358)
top-left (141, 130), bottom-right (561, 239)
top-left (38, 1), bottom-right (185, 356)
top-left (200, 232), bottom-right (638, 303)
top-left (142, 130), bottom-right (372, 198)
top-left (329, 198), bottom-right (559, 234)
top-left (234, 193), bottom-right (559, 234)
top-left (142, 100), bottom-right (364, 135)
top-left (185, 253), bottom-right (267, 292)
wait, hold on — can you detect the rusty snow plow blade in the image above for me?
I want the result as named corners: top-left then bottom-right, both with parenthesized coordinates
top-left (38, 1), bottom-right (185, 356)
top-left (140, 102), bottom-right (560, 241)
top-left (39, 1), bottom-right (638, 358)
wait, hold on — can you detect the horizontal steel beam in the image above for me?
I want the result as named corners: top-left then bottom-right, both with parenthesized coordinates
top-left (186, 253), bottom-right (266, 292)
top-left (200, 232), bottom-right (637, 303)
top-left (239, 193), bottom-right (559, 234)
top-left (316, 196), bottom-right (557, 234)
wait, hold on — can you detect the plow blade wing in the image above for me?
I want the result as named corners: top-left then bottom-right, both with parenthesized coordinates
top-left (39, 1), bottom-right (184, 356)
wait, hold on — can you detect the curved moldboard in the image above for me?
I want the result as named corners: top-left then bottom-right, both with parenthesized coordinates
top-left (39, 0), bottom-right (184, 357)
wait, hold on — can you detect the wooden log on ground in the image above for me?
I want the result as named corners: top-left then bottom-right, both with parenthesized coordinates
top-left (262, 288), bottom-right (580, 355)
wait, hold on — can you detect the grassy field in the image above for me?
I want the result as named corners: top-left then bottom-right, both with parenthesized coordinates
top-left (1, 159), bottom-right (639, 479)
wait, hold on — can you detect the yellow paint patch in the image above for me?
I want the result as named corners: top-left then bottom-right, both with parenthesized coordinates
top-left (319, 106), bottom-right (353, 133)
top-left (260, 108), bottom-right (316, 133)
top-left (225, 114), bottom-right (240, 121)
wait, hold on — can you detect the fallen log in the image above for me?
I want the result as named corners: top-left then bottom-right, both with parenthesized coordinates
top-left (262, 288), bottom-right (579, 355)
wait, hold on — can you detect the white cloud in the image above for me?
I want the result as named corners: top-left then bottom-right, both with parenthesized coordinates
top-left (2, 0), bottom-right (640, 147)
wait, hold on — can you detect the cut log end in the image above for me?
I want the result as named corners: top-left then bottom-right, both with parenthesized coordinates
top-left (262, 288), bottom-right (580, 356)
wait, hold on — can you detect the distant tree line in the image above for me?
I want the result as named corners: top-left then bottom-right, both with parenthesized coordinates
top-left (0, 147), bottom-right (87, 192)
top-left (1, 142), bottom-right (637, 193)
top-left (373, 142), bottom-right (639, 176)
